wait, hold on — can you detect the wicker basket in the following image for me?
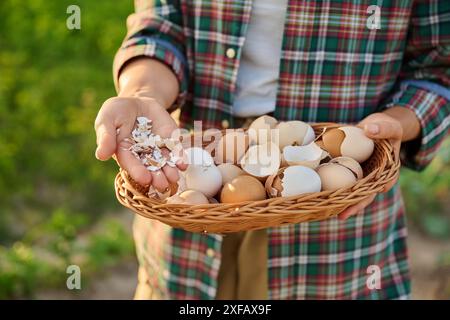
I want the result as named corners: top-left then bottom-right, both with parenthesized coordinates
top-left (114, 123), bottom-right (400, 233)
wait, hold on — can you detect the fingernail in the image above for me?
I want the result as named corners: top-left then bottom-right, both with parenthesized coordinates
top-left (366, 124), bottom-right (379, 135)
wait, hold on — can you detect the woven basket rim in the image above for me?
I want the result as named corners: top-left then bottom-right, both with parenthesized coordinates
top-left (114, 122), bottom-right (400, 233)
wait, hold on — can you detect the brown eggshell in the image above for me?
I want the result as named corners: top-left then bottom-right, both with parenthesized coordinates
top-left (339, 126), bottom-right (374, 163)
top-left (316, 163), bottom-right (357, 191)
top-left (220, 175), bottom-right (266, 203)
top-left (330, 156), bottom-right (363, 179)
top-left (217, 163), bottom-right (245, 185)
top-left (167, 189), bottom-right (209, 205)
top-left (215, 131), bottom-right (249, 164)
top-left (322, 128), bottom-right (345, 158)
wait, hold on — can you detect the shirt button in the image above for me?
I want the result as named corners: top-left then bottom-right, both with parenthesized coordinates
top-left (226, 48), bottom-right (236, 59)
top-left (221, 119), bottom-right (230, 129)
top-left (162, 270), bottom-right (170, 279)
top-left (206, 248), bottom-right (215, 258)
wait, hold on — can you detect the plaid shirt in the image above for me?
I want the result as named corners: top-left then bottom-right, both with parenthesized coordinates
top-left (114, 0), bottom-right (450, 299)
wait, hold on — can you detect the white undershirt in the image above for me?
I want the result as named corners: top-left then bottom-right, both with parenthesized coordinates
top-left (232, 0), bottom-right (289, 118)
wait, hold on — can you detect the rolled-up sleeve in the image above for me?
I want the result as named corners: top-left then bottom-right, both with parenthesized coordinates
top-left (113, 0), bottom-right (188, 108)
top-left (383, 0), bottom-right (450, 171)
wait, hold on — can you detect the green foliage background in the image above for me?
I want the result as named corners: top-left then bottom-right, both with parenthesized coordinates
top-left (0, 0), bottom-right (135, 298)
top-left (0, 0), bottom-right (449, 298)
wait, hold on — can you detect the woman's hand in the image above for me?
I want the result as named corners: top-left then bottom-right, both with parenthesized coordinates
top-left (94, 96), bottom-right (187, 191)
top-left (338, 111), bottom-right (404, 220)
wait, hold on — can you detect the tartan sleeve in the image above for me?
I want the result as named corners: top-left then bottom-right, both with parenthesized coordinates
top-left (113, 0), bottom-right (188, 109)
top-left (383, 0), bottom-right (450, 171)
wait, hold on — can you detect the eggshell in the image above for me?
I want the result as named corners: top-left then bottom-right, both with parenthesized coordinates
top-left (217, 163), bottom-right (245, 185)
top-left (322, 128), bottom-right (345, 158)
top-left (329, 156), bottom-right (363, 179)
top-left (240, 142), bottom-right (281, 179)
top-left (282, 142), bottom-right (328, 169)
top-left (185, 164), bottom-right (222, 197)
top-left (272, 121), bottom-right (315, 150)
top-left (274, 122), bottom-right (299, 149)
top-left (215, 131), bottom-right (249, 164)
top-left (184, 147), bottom-right (214, 166)
top-left (166, 189), bottom-right (209, 205)
top-left (248, 115), bottom-right (278, 145)
top-left (220, 175), bottom-right (266, 203)
top-left (316, 163), bottom-right (357, 191)
top-left (266, 166), bottom-right (321, 197)
top-left (303, 125), bottom-right (316, 146)
top-left (339, 126), bottom-right (374, 163)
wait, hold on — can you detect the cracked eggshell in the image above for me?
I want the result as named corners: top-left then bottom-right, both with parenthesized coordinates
top-left (265, 165), bottom-right (321, 198)
top-left (282, 142), bottom-right (328, 169)
top-left (316, 162), bottom-right (357, 191)
top-left (329, 156), bottom-right (363, 179)
top-left (184, 147), bottom-right (214, 166)
top-left (273, 121), bottom-right (315, 149)
top-left (339, 126), bottom-right (374, 163)
top-left (166, 189), bottom-right (209, 205)
top-left (240, 142), bottom-right (281, 179)
top-left (322, 126), bottom-right (374, 163)
top-left (220, 175), bottom-right (266, 203)
top-left (215, 131), bottom-right (249, 164)
top-left (217, 163), bottom-right (245, 185)
top-left (248, 115), bottom-right (278, 145)
top-left (185, 164), bottom-right (222, 197)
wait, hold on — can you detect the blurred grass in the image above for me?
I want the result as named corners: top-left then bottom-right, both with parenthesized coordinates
top-left (0, 0), bottom-right (449, 299)
top-left (0, 0), bottom-right (135, 298)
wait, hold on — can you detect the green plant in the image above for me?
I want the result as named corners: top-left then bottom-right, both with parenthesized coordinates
top-left (400, 138), bottom-right (450, 238)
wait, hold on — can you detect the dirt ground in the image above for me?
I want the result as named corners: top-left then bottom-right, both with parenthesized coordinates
top-left (37, 218), bottom-right (450, 300)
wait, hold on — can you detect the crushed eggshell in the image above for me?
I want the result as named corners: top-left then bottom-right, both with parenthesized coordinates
top-left (128, 116), bottom-right (182, 173)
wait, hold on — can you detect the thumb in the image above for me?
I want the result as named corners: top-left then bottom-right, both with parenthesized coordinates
top-left (363, 121), bottom-right (402, 140)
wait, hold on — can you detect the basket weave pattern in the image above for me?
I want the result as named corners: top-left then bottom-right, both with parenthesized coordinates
top-left (114, 123), bottom-right (400, 233)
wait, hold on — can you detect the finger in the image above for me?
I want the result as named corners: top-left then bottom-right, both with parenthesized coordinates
top-left (151, 170), bottom-right (169, 192)
top-left (116, 144), bottom-right (152, 186)
top-left (95, 122), bottom-right (117, 161)
top-left (162, 165), bottom-right (180, 184)
top-left (338, 194), bottom-right (376, 220)
top-left (160, 148), bottom-right (182, 181)
top-left (363, 121), bottom-right (402, 140)
top-left (171, 145), bottom-right (188, 171)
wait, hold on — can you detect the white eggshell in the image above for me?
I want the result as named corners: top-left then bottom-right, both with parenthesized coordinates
top-left (248, 115), bottom-right (278, 145)
top-left (184, 147), bottom-right (214, 166)
top-left (280, 166), bottom-right (321, 196)
top-left (240, 142), bottom-right (281, 178)
top-left (282, 142), bottom-right (327, 168)
top-left (273, 122), bottom-right (298, 149)
top-left (217, 163), bottom-right (245, 185)
top-left (274, 121), bottom-right (315, 149)
top-left (339, 126), bottom-right (374, 163)
top-left (303, 125), bottom-right (316, 145)
top-left (185, 164), bottom-right (222, 197)
top-left (317, 163), bottom-right (357, 191)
